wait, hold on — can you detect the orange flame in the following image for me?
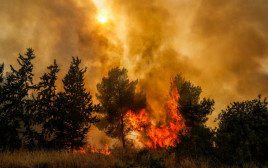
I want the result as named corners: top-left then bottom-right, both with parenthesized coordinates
top-left (69, 144), bottom-right (111, 155)
top-left (72, 146), bottom-right (86, 154)
top-left (90, 144), bottom-right (111, 155)
top-left (126, 80), bottom-right (186, 148)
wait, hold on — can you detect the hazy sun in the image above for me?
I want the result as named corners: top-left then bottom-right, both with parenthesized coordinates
top-left (97, 15), bottom-right (108, 24)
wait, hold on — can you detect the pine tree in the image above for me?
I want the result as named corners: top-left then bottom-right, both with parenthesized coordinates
top-left (55, 57), bottom-right (98, 151)
top-left (96, 67), bottom-right (146, 149)
top-left (174, 73), bottom-right (214, 127)
top-left (0, 48), bottom-right (36, 151)
top-left (36, 60), bottom-right (60, 148)
top-left (173, 73), bottom-right (215, 159)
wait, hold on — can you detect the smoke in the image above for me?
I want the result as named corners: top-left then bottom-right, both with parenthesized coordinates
top-left (189, 0), bottom-right (268, 122)
top-left (1, 0), bottom-right (268, 129)
top-left (0, 0), bottom-right (115, 89)
top-left (108, 0), bottom-right (268, 124)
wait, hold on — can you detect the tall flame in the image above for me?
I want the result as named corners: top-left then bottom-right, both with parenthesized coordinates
top-left (126, 80), bottom-right (186, 148)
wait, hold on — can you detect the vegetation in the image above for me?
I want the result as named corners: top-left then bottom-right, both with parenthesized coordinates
top-left (0, 48), bottom-right (36, 151)
top-left (36, 60), bottom-right (60, 148)
top-left (216, 96), bottom-right (268, 165)
top-left (0, 149), bottom-right (264, 168)
top-left (174, 73), bottom-right (215, 127)
top-left (96, 67), bottom-right (146, 149)
top-left (0, 50), bottom-right (99, 151)
top-left (0, 48), bottom-right (267, 167)
top-left (173, 74), bottom-right (215, 160)
top-left (54, 57), bottom-right (98, 151)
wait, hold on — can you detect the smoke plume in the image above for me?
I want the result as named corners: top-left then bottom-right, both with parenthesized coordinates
top-left (1, 0), bottom-right (268, 128)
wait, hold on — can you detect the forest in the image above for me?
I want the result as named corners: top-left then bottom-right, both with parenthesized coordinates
top-left (0, 48), bottom-right (267, 168)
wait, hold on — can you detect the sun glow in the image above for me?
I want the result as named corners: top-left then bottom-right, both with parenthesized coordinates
top-left (97, 14), bottom-right (108, 24)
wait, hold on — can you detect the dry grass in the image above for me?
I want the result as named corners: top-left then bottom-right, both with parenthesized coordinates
top-left (0, 150), bottom-right (117, 168)
top-left (0, 149), bottom-right (263, 168)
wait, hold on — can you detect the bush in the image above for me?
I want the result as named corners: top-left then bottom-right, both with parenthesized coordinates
top-left (216, 96), bottom-right (268, 165)
top-left (174, 125), bottom-right (215, 160)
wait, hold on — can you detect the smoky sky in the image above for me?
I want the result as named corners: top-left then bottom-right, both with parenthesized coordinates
top-left (1, 0), bottom-right (268, 126)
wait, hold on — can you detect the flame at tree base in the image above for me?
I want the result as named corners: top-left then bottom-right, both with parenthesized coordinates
top-left (69, 80), bottom-right (185, 152)
top-left (126, 80), bottom-right (186, 148)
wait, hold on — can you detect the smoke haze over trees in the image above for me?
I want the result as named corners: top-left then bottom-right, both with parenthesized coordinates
top-left (1, 0), bottom-right (268, 166)
top-left (1, 0), bottom-right (268, 126)
top-left (0, 49), bottom-right (99, 151)
top-left (0, 48), bottom-right (267, 167)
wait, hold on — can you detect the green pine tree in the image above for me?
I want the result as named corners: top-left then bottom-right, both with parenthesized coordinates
top-left (36, 60), bottom-right (60, 148)
top-left (0, 48), bottom-right (36, 151)
top-left (96, 67), bottom-right (146, 149)
top-left (55, 57), bottom-right (98, 151)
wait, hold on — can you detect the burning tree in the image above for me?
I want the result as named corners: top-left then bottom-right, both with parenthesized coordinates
top-left (126, 80), bottom-right (186, 149)
top-left (96, 67), bottom-right (146, 149)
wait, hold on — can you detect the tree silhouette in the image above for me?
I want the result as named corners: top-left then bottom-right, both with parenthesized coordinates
top-left (216, 96), bottom-right (268, 165)
top-left (0, 48), bottom-right (36, 151)
top-left (54, 57), bottom-right (98, 151)
top-left (96, 67), bottom-right (146, 149)
top-left (174, 73), bottom-right (214, 127)
top-left (36, 60), bottom-right (60, 148)
top-left (173, 74), bottom-right (215, 159)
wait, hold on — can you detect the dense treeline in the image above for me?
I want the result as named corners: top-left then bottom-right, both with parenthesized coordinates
top-left (0, 49), bottom-right (98, 151)
top-left (172, 75), bottom-right (268, 166)
top-left (0, 48), bottom-right (267, 166)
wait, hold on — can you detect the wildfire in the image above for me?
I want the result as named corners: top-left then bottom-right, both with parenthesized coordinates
top-left (90, 144), bottom-right (111, 155)
top-left (69, 80), bottom-right (184, 151)
top-left (70, 144), bottom-right (111, 155)
top-left (126, 80), bottom-right (186, 148)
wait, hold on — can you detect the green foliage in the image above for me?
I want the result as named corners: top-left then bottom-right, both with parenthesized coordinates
top-left (174, 73), bottom-right (215, 127)
top-left (136, 150), bottom-right (166, 168)
top-left (173, 74), bottom-right (215, 160)
top-left (113, 160), bottom-right (125, 168)
top-left (96, 67), bottom-right (146, 148)
top-left (216, 95), bottom-right (268, 165)
top-left (175, 125), bottom-right (215, 159)
top-left (148, 155), bottom-right (166, 168)
top-left (0, 48), bottom-right (36, 151)
top-left (36, 60), bottom-right (60, 148)
top-left (53, 57), bottom-right (98, 150)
